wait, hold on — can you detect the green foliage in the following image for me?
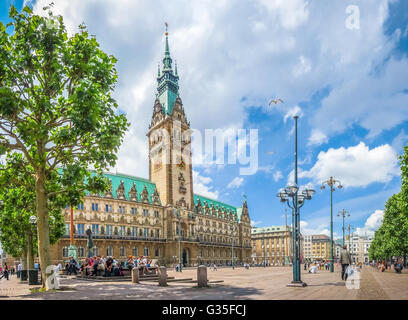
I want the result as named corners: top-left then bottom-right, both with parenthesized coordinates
top-left (0, 153), bottom-right (64, 257)
top-left (0, 4), bottom-right (128, 188)
top-left (0, 5), bottom-right (129, 276)
top-left (369, 142), bottom-right (408, 261)
top-left (400, 144), bottom-right (408, 216)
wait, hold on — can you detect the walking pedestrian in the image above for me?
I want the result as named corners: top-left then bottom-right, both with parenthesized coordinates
top-left (339, 245), bottom-right (352, 281)
top-left (0, 263), bottom-right (9, 280)
top-left (17, 262), bottom-right (22, 278)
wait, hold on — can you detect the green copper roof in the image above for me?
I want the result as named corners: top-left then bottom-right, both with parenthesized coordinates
top-left (157, 33), bottom-right (179, 115)
top-left (236, 207), bottom-right (243, 222)
top-left (158, 89), bottom-right (178, 115)
top-left (86, 172), bottom-right (159, 204)
top-left (193, 194), bottom-right (237, 215)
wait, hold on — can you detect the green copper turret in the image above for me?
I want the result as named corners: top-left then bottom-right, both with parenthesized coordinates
top-left (157, 27), bottom-right (179, 115)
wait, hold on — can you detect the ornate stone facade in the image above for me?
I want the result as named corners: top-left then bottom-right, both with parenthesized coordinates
top-left (51, 29), bottom-right (252, 267)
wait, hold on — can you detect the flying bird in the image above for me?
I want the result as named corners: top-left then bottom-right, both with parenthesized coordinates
top-left (269, 98), bottom-right (284, 105)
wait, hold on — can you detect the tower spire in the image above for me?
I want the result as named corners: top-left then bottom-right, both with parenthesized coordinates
top-left (163, 22), bottom-right (172, 70)
top-left (156, 22), bottom-right (180, 115)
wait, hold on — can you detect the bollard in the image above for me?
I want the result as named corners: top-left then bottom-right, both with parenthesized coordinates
top-left (131, 267), bottom-right (139, 284)
top-left (158, 266), bottom-right (167, 286)
top-left (197, 265), bottom-right (208, 287)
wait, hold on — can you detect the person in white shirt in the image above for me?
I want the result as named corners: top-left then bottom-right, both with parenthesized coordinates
top-left (17, 263), bottom-right (22, 278)
top-left (309, 264), bottom-right (317, 274)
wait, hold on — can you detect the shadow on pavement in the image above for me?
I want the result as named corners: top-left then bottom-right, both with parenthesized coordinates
top-left (19, 279), bottom-right (263, 300)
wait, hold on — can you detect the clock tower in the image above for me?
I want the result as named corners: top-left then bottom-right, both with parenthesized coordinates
top-left (147, 26), bottom-right (194, 209)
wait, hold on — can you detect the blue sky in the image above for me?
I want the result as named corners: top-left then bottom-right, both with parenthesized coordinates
top-left (1, 0), bottom-right (408, 241)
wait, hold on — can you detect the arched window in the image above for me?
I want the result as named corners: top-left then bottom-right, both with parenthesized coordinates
top-left (106, 246), bottom-right (113, 257)
top-left (93, 246), bottom-right (99, 256)
top-left (120, 246), bottom-right (126, 257)
top-left (144, 246), bottom-right (149, 256)
top-left (62, 246), bottom-right (69, 257)
top-left (155, 248), bottom-right (159, 257)
top-left (78, 247), bottom-right (85, 257)
top-left (132, 247), bottom-right (138, 257)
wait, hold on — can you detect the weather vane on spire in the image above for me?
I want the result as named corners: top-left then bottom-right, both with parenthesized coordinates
top-left (165, 22), bottom-right (168, 36)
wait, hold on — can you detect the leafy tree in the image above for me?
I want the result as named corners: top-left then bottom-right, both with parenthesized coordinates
top-left (0, 152), bottom-right (65, 270)
top-left (369, 193), bottom-right (408, 262)
top-left (0, 5), bottom-right (128, 286)
top-left (400, 144), bottom-right (408, 217)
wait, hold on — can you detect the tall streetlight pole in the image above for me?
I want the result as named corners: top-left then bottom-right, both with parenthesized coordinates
top-left (337, 209), bottom-right (350, 247)
top-left (277, 116), bottom-right (315, 287)
top-left (321, 177), bottom-right (343, 273)
top-left (346, 224), bottom-right (354, 260)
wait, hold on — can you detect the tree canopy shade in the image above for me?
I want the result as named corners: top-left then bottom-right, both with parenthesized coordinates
top-left (0, 153), bottom-right (65, 269)
top-left (369, 193), bottom-right (408, 261)
top-left (369, 144), bottom-right (408, 262)
top-left (0, 5), bottom-right (129, 287)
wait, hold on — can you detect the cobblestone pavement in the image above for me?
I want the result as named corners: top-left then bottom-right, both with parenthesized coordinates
top-left (364, 266), bottom-right (408, 300)
top-left (0, 265), bottom-right (404, 300)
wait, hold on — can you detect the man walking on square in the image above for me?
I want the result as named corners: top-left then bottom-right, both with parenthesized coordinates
top-left (340, 245), bottom-right (352, 281)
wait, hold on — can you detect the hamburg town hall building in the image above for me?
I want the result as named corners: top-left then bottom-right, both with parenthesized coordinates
top-left (50, 29), bottom-right (252, 267)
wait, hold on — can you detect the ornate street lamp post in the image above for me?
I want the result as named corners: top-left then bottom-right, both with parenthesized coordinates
top-left (321, 177), bottom-right (343, 272)
top-left (337, 209), bottom-right (350, 247)
top-left (277, 116), bottom-right (315, 287)
top-left (346, 224), bottom-right (355, 262)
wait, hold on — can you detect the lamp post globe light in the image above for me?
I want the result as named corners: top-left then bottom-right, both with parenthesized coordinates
top-left (276, 116), bottom-right (315, 287)
top-left (337, 209), bottom-right (350, 247)
top-left (321, 177), bottom-right (343, 272)
top-left (29, 216), bottom-right (37, 225)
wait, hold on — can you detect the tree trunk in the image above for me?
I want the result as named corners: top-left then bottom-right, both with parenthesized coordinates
top-left (26, 231), bottom-right (34, 270)
top-left (21, 248), bottom-right (28, 270)
top-left (35, 166), bottom-right (51, 288)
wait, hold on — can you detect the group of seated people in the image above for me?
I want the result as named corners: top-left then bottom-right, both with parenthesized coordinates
top-left (80, 256), bottom-right (119, 277)
top-left (126, 256), bottom-right (159, 275)
top-left (78, 255), bottom-right (158, 277)
top-left (394, 259), bottom-right (404, 273)
top-left (376, 259), bottom-right (405, 273)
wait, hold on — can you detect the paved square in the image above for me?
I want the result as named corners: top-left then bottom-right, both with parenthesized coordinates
top-left (0, 266), bottom-right (406, 300)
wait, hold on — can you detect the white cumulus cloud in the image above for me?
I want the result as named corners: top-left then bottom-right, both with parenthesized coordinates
top-left (300, 142), bottom-right (400, 188)
top-left (192, 170), bottom-right (219, 199)
top-left (365, 209), bottom-right (384, 230)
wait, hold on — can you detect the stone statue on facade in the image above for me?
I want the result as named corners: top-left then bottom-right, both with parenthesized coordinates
top-left (86, 228), bottom-right (93, 258)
